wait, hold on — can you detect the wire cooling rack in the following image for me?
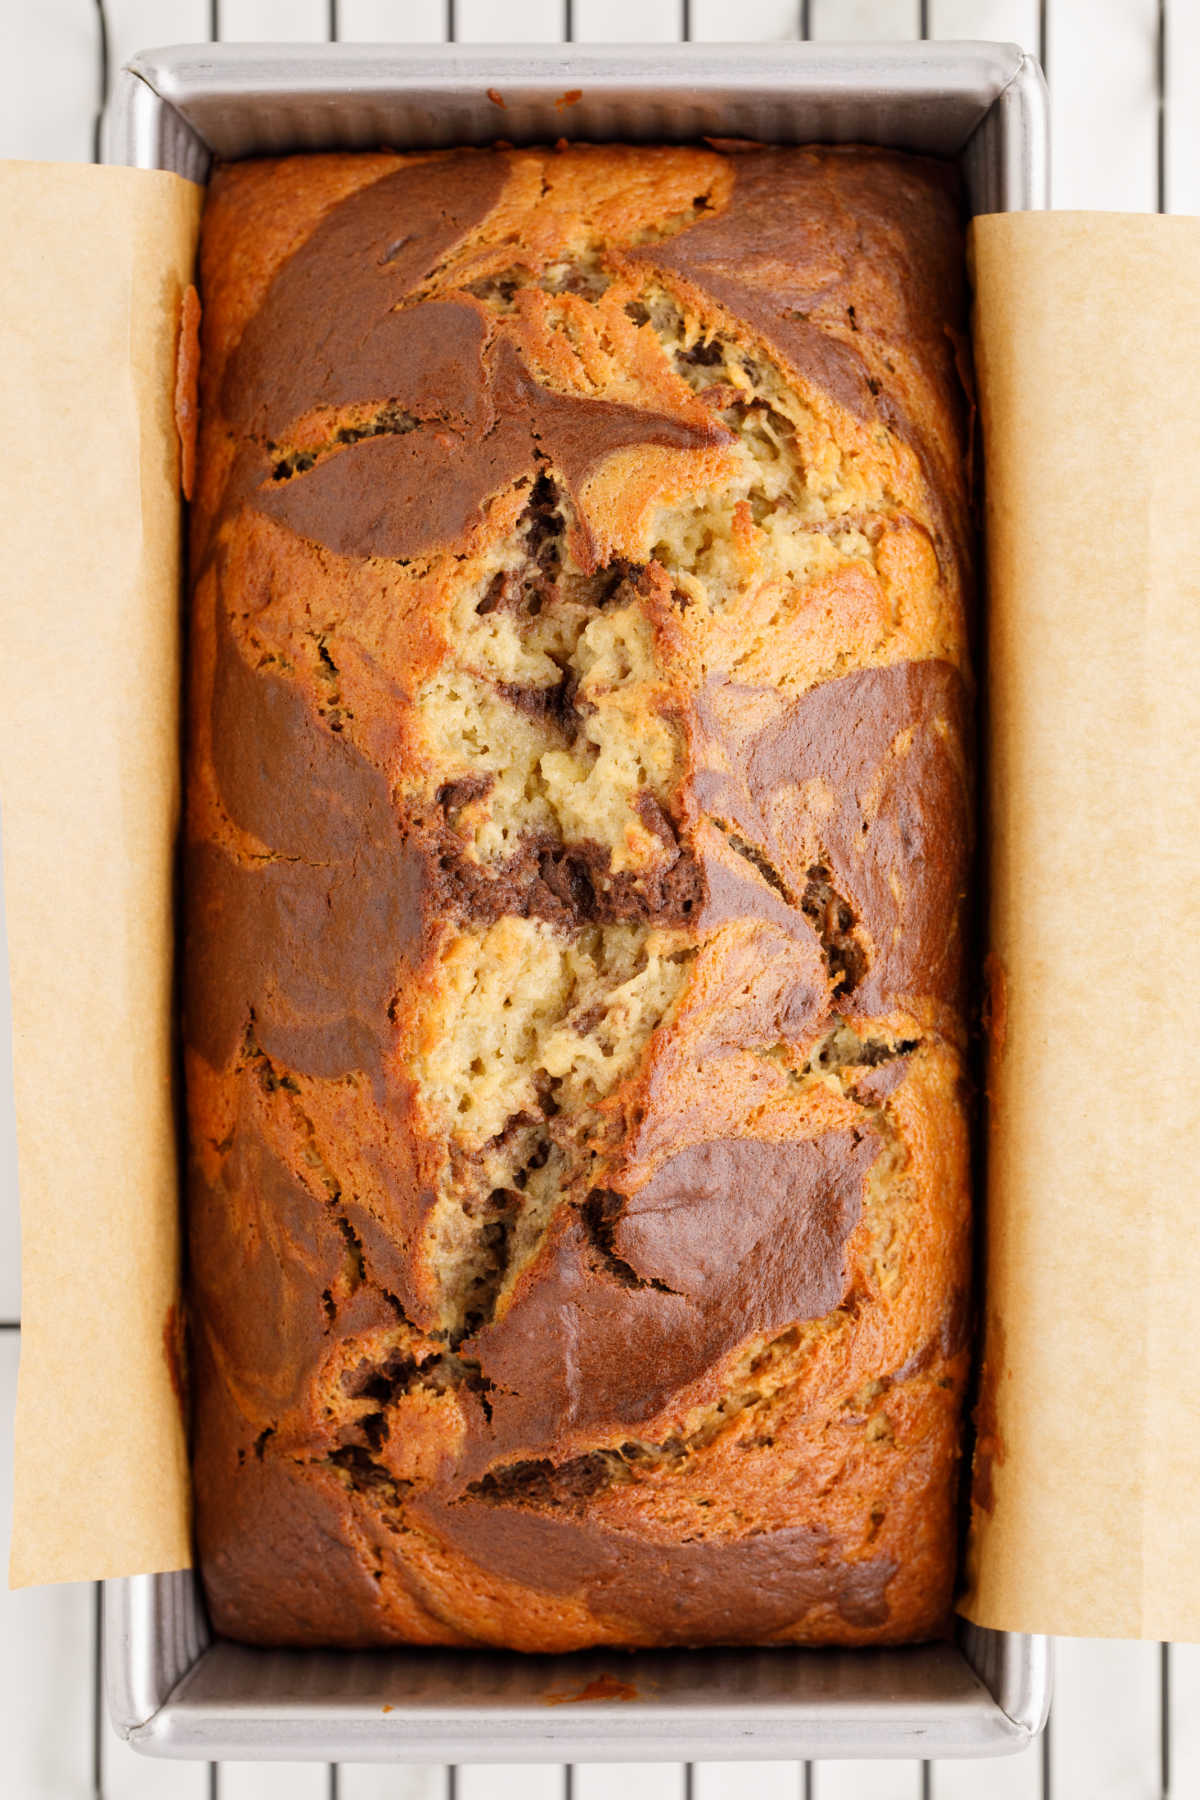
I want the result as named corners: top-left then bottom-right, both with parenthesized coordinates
top-left (1, 2), bottom-right (1197, 1795)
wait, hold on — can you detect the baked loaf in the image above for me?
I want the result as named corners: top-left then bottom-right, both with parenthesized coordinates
top-left (185, 143), bottom-right (973, 1650)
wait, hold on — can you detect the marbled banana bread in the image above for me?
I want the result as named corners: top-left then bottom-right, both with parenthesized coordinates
top-left (184, 142), bottom-right (973, 1649)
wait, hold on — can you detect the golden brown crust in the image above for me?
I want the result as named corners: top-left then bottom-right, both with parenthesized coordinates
top-left (185, 143), bottom-right (973, 1649)
top-left (174, 284), bottom-right (201, 503)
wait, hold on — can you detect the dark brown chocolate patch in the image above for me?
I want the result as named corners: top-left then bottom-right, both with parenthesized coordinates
top-left (489, 341), bottom-right (732, 569)
top-left (252, 412), bottom-right (530, 563)
top-left (494, 674), bottom-right (577, 733)
top-left (222, 154), bottom-right (511, 439)
top-left (461, 1128), bottom-right (879, 1472)
top-left (219, 149), bottom-right (730, 567)
top-left (183, 842), bottom-right (400, 1079)
top-left (210, 597), bottom-right (389, 862)
top-left (191, 1333), bottom-right (425, 1648)
top-left (628, 147), bottom-right (969, 562)
top-left (850, 1056), bottom-right (912, 1104)
top-left (693, 832), bottom-right (824, 950)
top-left (428, 826), bottom-right (704, 931)
top-left (253, 338), bottom-right (729, 566)
top-left (694, 659), bottom-right (970, 1017)
top-left (893, 1286), bottom-right (970, 1383)
top-left (627, 146), bottom-right (964, 426)
top-left (184, 603), bottom-right (425, 1078)
top-left (411, 1494), bottom-right (896, 1640)
top-left (437, 773), bottom-right (494, 818)
top-left (188, 1123), bottom-right (389, 1416)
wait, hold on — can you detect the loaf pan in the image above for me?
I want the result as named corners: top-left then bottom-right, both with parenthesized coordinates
top-left (101, 40), bottom-right (1051, 1763)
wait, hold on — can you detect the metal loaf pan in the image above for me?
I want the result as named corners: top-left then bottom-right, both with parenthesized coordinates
top-left (101, 40), bottom-right (1051, 1764)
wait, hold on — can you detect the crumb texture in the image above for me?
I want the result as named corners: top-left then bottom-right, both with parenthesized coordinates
top-left (185, 142), bottom-right (973, 1652)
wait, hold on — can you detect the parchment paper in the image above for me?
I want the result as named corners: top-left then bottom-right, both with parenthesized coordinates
top-left (0, 162), bottom-right (200, 1584)
top-left (962, 211), bottom-right (1200, 1640)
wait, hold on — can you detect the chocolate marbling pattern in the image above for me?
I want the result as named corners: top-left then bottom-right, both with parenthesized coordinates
top-left (186, 143), bottom-right (973, 1651)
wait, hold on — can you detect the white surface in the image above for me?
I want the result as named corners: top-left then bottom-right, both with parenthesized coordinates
top-left (1170, 1641), bottom-right (1200, 1793)
top-left (339, 1765), bottom-right (449, 1798)
top-left (454, 0), bottom-right (566, 42)
top-left (692, 1765), bottom-right (801, 1798)
top-left (0, 2), bottom-right (1194, 1798)
top-left (1046, 0), bottom-right (1159, 209)
top-left (1164, 0), bottom-right (1200, 214)
top-left (572, 0), bottom-right (682, 42)
top-left (811, 1760), bottom-right (922, 1798)
top-left (217, 0), bottom-right (332, 40)
top-left (573, 1766), bottom-right (686, 1800)
top-left (809, 0), bottom-right (921, 39)
top-left (931, 1738), bottom-right (1045, 1799)
top-left (693, 1763), bottom-right (803, 1798)
top-left (0, 0), bottom-right (97, 162)
top-left (1049, 1638), bottom-right (1163, 1800)
top-left (101, 1724), bottom-right (210, 1799)
top-left (336, 1), bottom-right (451, 43)
top-left (928, 0), bottom-right (1040, 48)
top-left (104, 0), bottom-right (210, 74)
top-left (688, 0), bottom-right (800, 41)
top-left (0, 1338), bottom-right (93, 1798)
top-left (456, 1765), bottom-right (563, 1799)
top-left (218, 1761), bottom-right (331, 1796)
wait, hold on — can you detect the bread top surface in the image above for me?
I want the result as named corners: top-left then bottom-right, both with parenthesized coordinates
top-left (185, 143), bottom-right (973, 1650)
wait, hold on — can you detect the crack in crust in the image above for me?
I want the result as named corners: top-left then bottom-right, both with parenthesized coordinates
top-left (581, 1189), bottom-right (679, 1295)
top-left (801, 863), bottom-right (870, 997)
top-left (267, 404), bottom-right (421, 481)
